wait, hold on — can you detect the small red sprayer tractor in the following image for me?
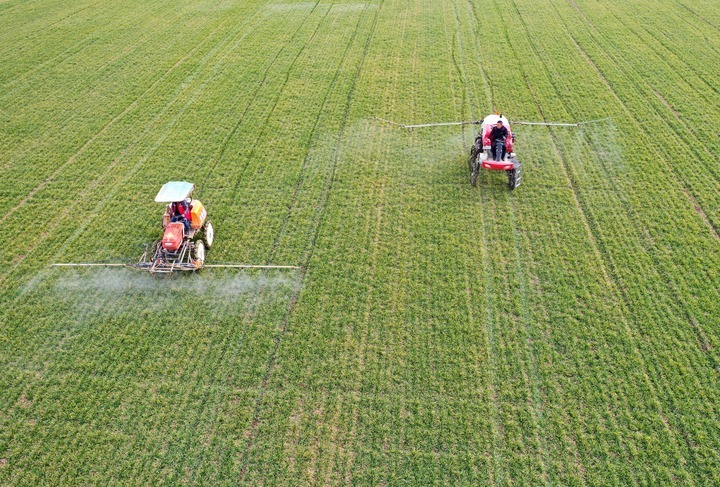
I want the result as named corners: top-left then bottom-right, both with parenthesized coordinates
top-left (376, 113), bottom-right (606, 189)
top-left (136, 181), bottom-right (214, 273)
top-left (52, 181), bottom-right (300, 273)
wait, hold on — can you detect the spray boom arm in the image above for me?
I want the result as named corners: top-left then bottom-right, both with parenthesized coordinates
top-left (375, 116), bottom-right (609, 129)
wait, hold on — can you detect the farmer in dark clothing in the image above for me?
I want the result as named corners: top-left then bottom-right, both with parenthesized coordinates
top-left (170, 200), bottom-right (192, 233)
top-left (489, 119), bottom-right (510, 161)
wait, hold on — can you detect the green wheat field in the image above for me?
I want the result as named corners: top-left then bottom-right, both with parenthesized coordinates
top-left (1, 0), bottom-right (719, 484)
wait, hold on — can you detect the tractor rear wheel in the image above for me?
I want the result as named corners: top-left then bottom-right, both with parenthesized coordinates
top-left (508, 169), bottom-right (517, 190)
top-left (203, 221), bottom-right (214, 248)
top-left (471, 162), bottom-right (479, 187)
top-left (470, 152), bottom-right (479, 187)
top-left (193, 241), bottom-right (206, 267)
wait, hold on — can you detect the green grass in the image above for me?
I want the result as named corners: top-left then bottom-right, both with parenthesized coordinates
top-left (1, 0), bottom-right (719, 484)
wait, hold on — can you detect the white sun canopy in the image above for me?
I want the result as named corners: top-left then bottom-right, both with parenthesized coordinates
top-left (154, 181), bottom-right (195, 203)
top-left (482, 114), bottom-right (510, 127)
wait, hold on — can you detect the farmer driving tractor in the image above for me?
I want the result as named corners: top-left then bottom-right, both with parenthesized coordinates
top-left (170, 199), bottom-right (192, 233)
top-left (489, 119), bottom-right (510, 161)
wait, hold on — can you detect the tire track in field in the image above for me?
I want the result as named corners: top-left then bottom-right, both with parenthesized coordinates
top-left (331, 126), bottom-right (387, 483)
top-left (0, 6), bottom-right (275, 288)
top-left (442, 2), bottom-right (497, 480)
top-left (567, 37), bottom-right (720, 243)
top-left (196, 1), bottom-right (323, 193)
top-left (0, 3), bottom-right (177, 173)
top-left (568, 0), bottom-right (720, 95)
top-left (339, 3), bottom-right (406, 479)
top-left (220, 1), bottom-right (331, 208)
top-left (502, 198), bottom-right (552, 485)
top-left (556, 0), bottom-right (720, 237)
top-left (463, 0), bottom-right (555, 481)
top-left (569, 0), bottom-right (720, 154)
top-left (165, 274), bottom-right (293, 486)
top-left (2, 0), bottom-right (104, 40)
top-left (191, 3), bottom-right (367, 477)
top-left (264, 4), bottom-right (371, 265)
top-left (0, 2), bottom-right (231, 180)
top-left (546, 0), bottom-right (720, 375)
top-left (462, 0), bottom-right (495, 109)
top-left (236, 2), bottom-right (385, 481)
top-left (674, 0), bottom-right (720, 33)
top-left (452, 0), bottom-right (510, 481)
top-left (487, 0), bottom-right (628, 481)
top-left (507, 0), bottom-right (703, 477)
top-left (235, 0), bottom-right (353, 476)
top-left (0, 1), bottom-right (161, 96)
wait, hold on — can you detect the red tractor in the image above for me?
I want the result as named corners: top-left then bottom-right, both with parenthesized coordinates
top-left (376, 111), bottom-right (603, 190)
top-left (136, 181), bottom-right (214, 273)
top-left (469, 114), bottom-right (522, 189)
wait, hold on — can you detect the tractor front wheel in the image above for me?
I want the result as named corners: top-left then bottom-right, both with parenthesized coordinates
top-left (203, 221), bottom-right (214, 248)
top-left (193, 241), bottom-right (206, 268)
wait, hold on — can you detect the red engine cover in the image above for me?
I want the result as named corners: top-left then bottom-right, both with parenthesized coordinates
top-left (162, 222), bottom-right (184, 251)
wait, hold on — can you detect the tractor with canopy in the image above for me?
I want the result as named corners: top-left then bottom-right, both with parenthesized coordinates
top-left (136, 181), bottom-right (214, 273)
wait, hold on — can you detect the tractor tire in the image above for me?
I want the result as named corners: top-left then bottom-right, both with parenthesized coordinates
top-left (508, 169), bottom-right (516, 190)
top-left (469, 152), bottom-right (479, 187)
top-left (471, 160), bottom-right (479, 187)
top-left (202, 221), bottom-right (214, 248)
top-left (193, 241), bottom-right (206, 267)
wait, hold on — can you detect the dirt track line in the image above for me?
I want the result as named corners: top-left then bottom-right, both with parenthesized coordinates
top-left (500, 0), bottom-right (630, 481)
top-left (14, 0), bottom-right (104, 40)
top-left (680, 187), bottom-right (720, 242)
top-left (265, 3), bottom-right (371, 265)
top-left (455, 0), bottom-right (510, 481)
top-left (224, 3), bottom-right (335, 208)
top-left (505, 198), bottom-right (552, 484)
top-left (237, 2), bottom-right (384, 481)
top-left (464, 0), bottom-right (495, 109)
top-left (554, 12), bottom-right (720, 374)
top-left (235, 2), bottom-right (341, 480)
top-left (197, 2), bottom-right (326, 194)
top-left (517, 0), bottom-right (699, 474)
top-left (0, 17), bottom-right (237, 228)
top-left (537, 0), bottom-right (682, 442)
top-left (562, 43), bottom-right (720, 475)
top-left (674, 0), bottom-right (720, 33)
top-left (342, 4), bottom-right (398, 482)
top-left (483, 0), bottom-right (554, 481)
top-left (559, 0), bottom-right (720, 239)
top-left (177, 273), bottom-right (290, 486)
top-left (0, 9), bottom-right (270, 288)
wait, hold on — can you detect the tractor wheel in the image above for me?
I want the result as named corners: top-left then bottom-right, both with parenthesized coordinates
top-left (203, 221), bottom-right (214, 248)
top-left (193, 241), bottom-right (206, 267)
top-left (470, 157), bottom-right (479, 187)
top-left (508, 169), bottom-right (517, 190)
top-left (468, 147), bottom-right (477, 173)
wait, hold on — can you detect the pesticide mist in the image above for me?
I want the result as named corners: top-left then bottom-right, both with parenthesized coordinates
top-left (50, 267), bottom-right (300, 318)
